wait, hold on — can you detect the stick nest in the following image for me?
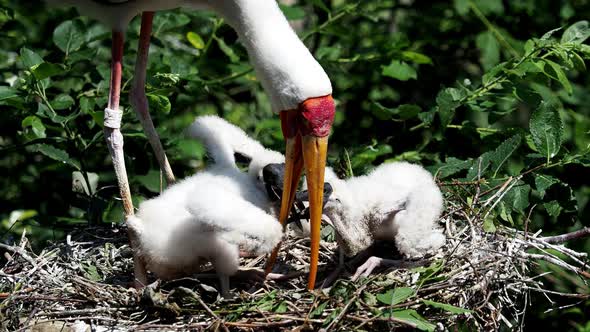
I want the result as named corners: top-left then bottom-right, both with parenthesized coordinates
top-left (1, 184), bottom-right (589, 331)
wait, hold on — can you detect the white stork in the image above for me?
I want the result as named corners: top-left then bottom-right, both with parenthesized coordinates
top-left (47, 0), bottom-right (335, 290)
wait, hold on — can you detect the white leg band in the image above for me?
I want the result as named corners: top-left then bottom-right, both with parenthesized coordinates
top-left (104, 107), bottom-right (123, 129)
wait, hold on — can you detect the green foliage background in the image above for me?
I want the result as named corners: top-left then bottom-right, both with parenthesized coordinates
top-left (0, 0), bottom-right (589, 329)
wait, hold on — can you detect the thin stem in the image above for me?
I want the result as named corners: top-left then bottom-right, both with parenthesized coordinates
top-left (468, 0), bottom-right (519, 58)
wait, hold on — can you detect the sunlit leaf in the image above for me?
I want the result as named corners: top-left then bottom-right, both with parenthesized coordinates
top-left (422, 300), bottom-right (473, 314)
top-left (31, 144), bottom-right (80, 170)
top-left (20, 47), bottom-right (43, 68)
top-left (376, 287), bottom-right (415, 305)
top-left (186, 31), bottom-right (205, 49)
top-left (489, 134), bottom-right (522, 176)
top-left (146, 93), bottom-right (171, 114)
top-left (31, 62), bottom-right (64, 80)
top-left (382, 60), bottom-right (417, 81)
top-left (385, 309), bottom-right (435, 331)
top-left (529, 101), bottom-right (564, 161)
top-left (561, 20), bottom-right (590, 44)
top-left (53, 20), bottom-right (85, 55)
top-left (21, 115), bottom-right (46, 139)
top-left (534, 174), bottom-right (558, 198)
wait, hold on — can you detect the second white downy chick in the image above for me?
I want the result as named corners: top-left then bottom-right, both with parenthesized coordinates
top-left (128, 116), bottom-right (284, 297)
top-left (301, 162), bottom-right (445, 279)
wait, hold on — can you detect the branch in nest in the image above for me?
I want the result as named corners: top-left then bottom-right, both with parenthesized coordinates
top-left (540, 227), bottom-right (590, 244)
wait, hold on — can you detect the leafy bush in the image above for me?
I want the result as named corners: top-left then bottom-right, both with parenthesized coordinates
top-left (0, 0), bottom-right (588, 328)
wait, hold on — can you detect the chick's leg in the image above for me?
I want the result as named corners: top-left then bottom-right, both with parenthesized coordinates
top-left (352, 256), bottom-right (429, 281)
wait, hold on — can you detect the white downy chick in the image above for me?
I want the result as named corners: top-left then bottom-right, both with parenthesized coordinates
top-left (127, 115), bottom-right (284, 297)
top-left (296, 162), bottom-right (445, 280)
top-left (323, 162), bottom-right (445, 258)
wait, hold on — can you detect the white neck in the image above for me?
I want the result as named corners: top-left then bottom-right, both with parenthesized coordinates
top-left (209, 0), bottom-right (332, 112)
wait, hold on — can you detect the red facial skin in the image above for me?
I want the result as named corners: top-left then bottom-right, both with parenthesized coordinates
top-left (300, 95), bottom-right (335, 137)
top-left (280, 95), bottom-right (336, 138)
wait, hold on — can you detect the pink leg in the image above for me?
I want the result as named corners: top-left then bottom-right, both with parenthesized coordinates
top-left (104, 30), bottom-right (147, 288)
top-left (351, 256), bottom-right (428, 281)
top-left (130, 11), bottom-right (175, 185)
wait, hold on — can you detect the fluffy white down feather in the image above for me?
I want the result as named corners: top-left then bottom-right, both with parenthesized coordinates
top-left (317, 162), bottom-right (445, 258)
top-left (128, 116), bottom-right (283, 282)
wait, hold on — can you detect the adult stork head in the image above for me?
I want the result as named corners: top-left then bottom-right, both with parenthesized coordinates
top-left (209, 0), bottom-right (335, 289)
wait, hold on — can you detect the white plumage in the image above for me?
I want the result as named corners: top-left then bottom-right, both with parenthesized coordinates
top-left (321, 162), bottom-right (445, 259)
top-left (48, 0), bottom-right (332, 112)
top-left (209, 0), bottom-right (332, 111)
top-left (48, 0), bottom-right (335, 289)
top-left (288, 161), bottom-right (446, 281)
top-left (128, 115), bottom-right (284, 297)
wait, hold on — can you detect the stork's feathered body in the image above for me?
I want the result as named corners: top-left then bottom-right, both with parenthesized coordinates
top-left (49, 0), bottom-right (335, 289)
top-left (129, 116), bottom-right (284, 297)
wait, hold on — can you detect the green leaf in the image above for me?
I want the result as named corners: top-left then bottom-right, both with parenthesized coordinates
top-left (454, 0), bottom-right (470, 16)
top-left (534, 174), bottom-right (558, 198)
top-left (186, 31), bottom-right (205, 49)
top-left (376, 287), bottom-right (415, 305)
top-left (153, 12), bottom-right (190, 32)
top-left (371, 102), bottom-right (421, 121)
top-left (31, 62), bottom-right (64, 80)
top-left (433, 157), bottom-right (472, 178)
top-left (53, 20), bottom-right (85, 54)
top-left (489, 134), bottom-right (522, 176)
top-left (402, 51), bottom-right (432, 65)
top-left (381, 60), bottom-right (417, 81)
top-left (310, 301), bottom-right (328, 318)
top-left (541, 27), bottom-right (563, 40)
top-left (561, 20), bottom-right (590, 44)
top-left (473, 0), bottom-right (504, 15)
top-left (278, 4), bottom-right (305, 20)
top-left (51, 94), bottom-right (75, 110)
top-left (543, 59), bottom-right (572, 94)
top-left (146, 93), bottom-right (171, 114)
top-left (273, 301), bottom-right (288, 313)
top-left (20, 48), bottom-right (43, 68)
top-left (82, 263), bottom-right (101, 281)
top-left (422, 300), bottom-right (472, 314)
top-left (136, 169), bottom-right (162, 193)
top-left (79, 96), bottom-right (95, 114)
top-left (544, 200), bottom-right (562, 217)
top-left (309, 0), bottom-right (330, 13)
top-left (483, 216), bottom-right (497, 232)
top-left (31, 144), bottom-right (79, 169)
top-left (175, 138), bottom-right (205, 159)
top-left (504, 183), bottom-right (531, 211)
top-left (215, 37), bottom-right (239, 63)
top-left (476, 31), bottom-right (500, 70)
top-left (21, 115), bottom-right (46, 139)
top-left (386, 309), bottom-right (435, 331)
top-left (0, 86), bottom-right (18, 101)
top-left (436, 88), bottom-right (463, 128)
top-left (529, 101), bottom-right (564, 161)
top-left (350, 143), bottom-right (392, 171)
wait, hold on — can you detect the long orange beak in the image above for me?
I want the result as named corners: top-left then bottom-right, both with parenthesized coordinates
top-left (265, 95), bottom-right (335, 290)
